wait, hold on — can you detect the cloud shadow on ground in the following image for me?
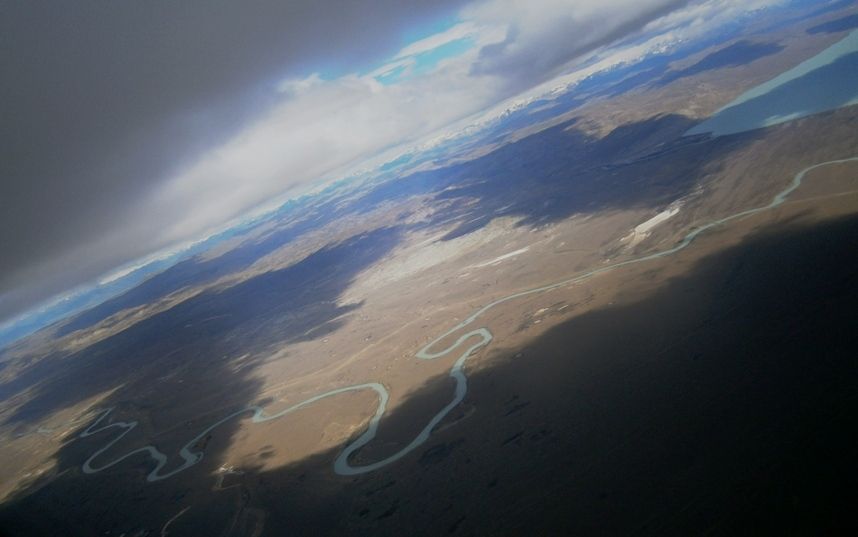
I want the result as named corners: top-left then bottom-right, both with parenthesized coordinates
top-left (4, 204), bottom-right (857, 535)
top-left (0, 226), bottom-right (404, 432)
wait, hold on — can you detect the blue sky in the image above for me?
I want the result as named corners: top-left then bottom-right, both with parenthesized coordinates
top-left (374, 37), bottom-right (476, 84)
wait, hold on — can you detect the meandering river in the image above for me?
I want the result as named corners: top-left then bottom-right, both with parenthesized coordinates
top-left (76, 156), bottom-right (858, 481)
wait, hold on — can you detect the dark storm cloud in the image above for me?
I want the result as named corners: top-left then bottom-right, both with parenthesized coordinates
top-left (0, 0), bottom-right (470, 321)
top-left (469, 0), bottom-right (691, 92)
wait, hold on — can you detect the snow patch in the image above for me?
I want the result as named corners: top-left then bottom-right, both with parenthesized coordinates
top-left (622, 202), bottom-right (682, 249)
top-left (468, 247), bottom-right (530, 268)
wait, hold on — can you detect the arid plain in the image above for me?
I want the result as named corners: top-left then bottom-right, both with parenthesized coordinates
top-left (1, 4), bottom-right (858, 535)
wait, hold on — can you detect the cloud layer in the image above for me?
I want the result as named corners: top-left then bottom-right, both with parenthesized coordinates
top-left (0, 0), bottom-right (471, 319)
top-left (0, 0), bottom-right (789, 322)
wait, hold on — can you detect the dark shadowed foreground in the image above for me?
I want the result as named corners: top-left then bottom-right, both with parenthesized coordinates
top-left (2, 211), bottom-right (857, 536)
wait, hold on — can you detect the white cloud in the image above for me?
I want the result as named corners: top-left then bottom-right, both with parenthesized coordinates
top-left (140, 54), bottom-right (503, 246)
top-left (367, 57), bottom-right (415, 79)
top-left (463, 0), bottom-right (689, 84)
top-left (126, 0), bottom-right (789, 265)
top-left (277, 72), bottom-right (325, 95)
top-left (642, 0), bottom-right (785, 35)
top-left (394, 21), bottom-right (481, 58)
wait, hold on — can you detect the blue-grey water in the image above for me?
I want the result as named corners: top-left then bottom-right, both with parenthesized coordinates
top-left (688, 30), bottom-right (858, 136)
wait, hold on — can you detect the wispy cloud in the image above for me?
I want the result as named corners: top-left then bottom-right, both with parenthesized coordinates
top-left (394, 21), bottom-right (481, 59)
